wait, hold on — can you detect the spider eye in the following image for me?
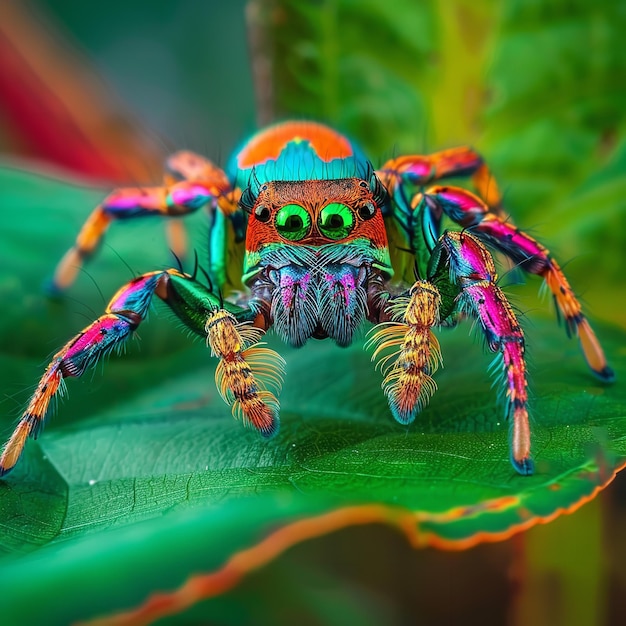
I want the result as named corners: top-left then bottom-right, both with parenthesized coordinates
top-left (318, 203), bottom-right (355, 240)
top-left (254, 205), bottom-right (271, 222)
top-left (358, 202), bottom-right (376, 220)
top-left (275, 204), bottom-right (311, 241)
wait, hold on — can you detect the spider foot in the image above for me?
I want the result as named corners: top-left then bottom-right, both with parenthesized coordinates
top-left (510, 404), bottom-right (533, 476)
top-left (574, 317), bottom-right (615, 383)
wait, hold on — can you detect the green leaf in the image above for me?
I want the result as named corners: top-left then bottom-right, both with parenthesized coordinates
top-left (0, 166), bottom-right (624, 624)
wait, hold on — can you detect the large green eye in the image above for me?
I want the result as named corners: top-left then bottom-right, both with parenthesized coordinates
top-left (318, 203), bottom-right (355, 240)
top-left (275, 204), bottom-right (311, 241)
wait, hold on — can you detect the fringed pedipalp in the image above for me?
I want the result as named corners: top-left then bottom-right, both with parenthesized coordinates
top-left (366, 281), bottom-right (442, 424)
top-left (206, 310), bottom-right (285, 437)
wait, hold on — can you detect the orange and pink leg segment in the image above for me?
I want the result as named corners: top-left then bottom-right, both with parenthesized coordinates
top-left (51, 151), bottom-right (237, 292)
top-left (0, 268), bottom-right (280, 476)
top-left (378, 146), bottom-right (505, 214)
top-left (441, 231), bottom-right (532, 474)
top-left (0, 272), bottom-right (159, 475)
top-left (420, 186), bottom-right (614, 382)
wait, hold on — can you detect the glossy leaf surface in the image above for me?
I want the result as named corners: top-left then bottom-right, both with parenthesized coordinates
top-left (0, 167), bottom-right (624, 625)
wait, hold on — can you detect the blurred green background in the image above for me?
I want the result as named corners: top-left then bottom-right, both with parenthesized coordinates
top-left (0, 1), bottom-right (625, 625)
top-left (3, 0), bottom-right (623, 321)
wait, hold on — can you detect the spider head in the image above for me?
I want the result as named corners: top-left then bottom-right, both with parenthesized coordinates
top-left (242, 176), bottom-right (393, 347)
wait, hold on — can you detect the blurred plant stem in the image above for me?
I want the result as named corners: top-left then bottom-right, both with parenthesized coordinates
top-left (427, 1), bottom-right (502, 146)
top-left (510, 497), bottom-right (606, 626)
top-left (246, 0), bottom-right (276, 126)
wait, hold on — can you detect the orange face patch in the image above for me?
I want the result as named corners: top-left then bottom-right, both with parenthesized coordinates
top-left (245, 178), bottom-right (388, 251)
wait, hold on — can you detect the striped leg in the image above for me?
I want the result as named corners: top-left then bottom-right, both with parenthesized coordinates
top-left (378, 146), bottom-right (505, 216)
top-left (52, 150), bottom-right (237, 292)
top-left (418, 186), bottom-right (614, 382)
top-left (0, 268), bottom-right (278, 476)
top-left (440, 230), bottom-right (532, 475)
top-left (2, 271), bottom-right (165, 475)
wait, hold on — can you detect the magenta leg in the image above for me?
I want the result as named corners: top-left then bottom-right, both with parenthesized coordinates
top-left (442, 230), bottom-right (532, 475)
top-left (423, 186), bottom-right (614, 382)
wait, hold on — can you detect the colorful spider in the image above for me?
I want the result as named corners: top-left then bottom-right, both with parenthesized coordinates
top-left (0, 121), bottom-right (614, 477)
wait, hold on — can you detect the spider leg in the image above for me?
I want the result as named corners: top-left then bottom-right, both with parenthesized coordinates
top-left (432, 230), bottom-right (532, 475)
top-left (52, 151), bottom-right (239, 292)
top-left (0, 270), bottom-right (281, 476)
top-left (378, 146), bottom-right (504, 217)
top-left (366, 281), bottom-right (443, 425)
top-left (417, 186), bottom-right (614, 382)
